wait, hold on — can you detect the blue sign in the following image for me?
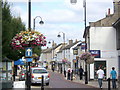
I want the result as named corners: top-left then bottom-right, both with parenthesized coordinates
top-left (14, 59), bottom-right (25, 65)
top-left (90, 50), bottom-right (101, 58)
top-left (25, 47), bottom-right (32, 57)
top-left (81, 43), bottom-right (86, 50)
top-left (26, 58), bottom-right (33, 62)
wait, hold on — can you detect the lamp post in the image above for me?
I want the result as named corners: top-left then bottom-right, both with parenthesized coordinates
top-left (26, 0), bottom-right (32, 90)
top-left (70, 0), bottom-right (88, 84)
top-left (57, 32), bottom-right (66, 77)
top-left (33, 16), bottom-right (44, 30)
top-left (48, 40), bottom-right (56, 71)
top-left (48, 40), bottom-right (55, 61)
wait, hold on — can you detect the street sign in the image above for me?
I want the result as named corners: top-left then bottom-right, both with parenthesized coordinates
top-left (26, 58), bottom-right (33, 62)
top-left (13, 81), bottom-right (25, 88)
top-left (25, 47), bottom-right (32, 57)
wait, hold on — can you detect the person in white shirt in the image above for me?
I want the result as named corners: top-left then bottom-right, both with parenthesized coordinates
top-left (97, 67), bottom-right (104, 89)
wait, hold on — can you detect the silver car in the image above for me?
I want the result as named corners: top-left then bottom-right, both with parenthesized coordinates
top-left (31, 67), bottom-right (50, 85)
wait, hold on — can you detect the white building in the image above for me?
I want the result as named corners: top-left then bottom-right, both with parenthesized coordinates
top-left (88, 27), bottom-right (118, 79)
top-left (83, 0), bottom-right (120, 80)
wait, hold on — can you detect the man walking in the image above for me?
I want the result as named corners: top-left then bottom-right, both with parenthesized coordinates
top-left (110, 67), bottom-right (117, 89)
top-left (97, 67), bottom-right (104, 89)
top-left (67, 66), bottom-right (72, 80)
top-left (79, 66), bottom-right (84, 80)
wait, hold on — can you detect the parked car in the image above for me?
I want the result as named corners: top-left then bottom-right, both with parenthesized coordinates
top-left (19, 69), bottom-right (26, 81)
top-left (31, 67), bottom-right (50, 85)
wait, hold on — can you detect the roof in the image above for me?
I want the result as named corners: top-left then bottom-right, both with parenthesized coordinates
top-left (113, 18), bottom-right (120, 27)
top-left (73, 41), bottom-right (85, 49)
top-left (57, 45), bottom-right (65, 53)
top-left (63, 41), bottom-right (80, 50)
top-left (41, 48), bottom-right (52, 53)
top-left (41, 43), bottom-right (63, 53)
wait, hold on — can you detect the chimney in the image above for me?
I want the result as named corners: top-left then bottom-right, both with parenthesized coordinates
top-left (113, 0), bottom-right (120, 16)
top-left (69, 40), bottom-right (73, 45)
top-left (75, 39), bottom-right (78, 42)
top-left (108, 8), bottom-right (110, 15)
top-left (52, 41), bottom-right (57, 47)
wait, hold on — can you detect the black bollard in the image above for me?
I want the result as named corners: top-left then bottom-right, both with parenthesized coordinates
top-left (71, 71), bottom-right (73, 81)
top-left (107, 78), bottom-right (111, 90)
top-left (64, 70), bottom-right (66, 77)
top-left (27, 72), bottom-right (31, 90)
top-left (13, 73), bottom-right (15, 81)
top-left (61, 68), bottom-right (62, 74)
top-left (41, 75), bottom-right (44, 90)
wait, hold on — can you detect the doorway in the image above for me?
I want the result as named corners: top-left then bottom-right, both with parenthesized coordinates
top-left (94, 61), bottom-right (106, 79)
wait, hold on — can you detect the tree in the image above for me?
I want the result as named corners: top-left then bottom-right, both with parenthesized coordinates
top-left (2, 1), bottom-right (26, 61)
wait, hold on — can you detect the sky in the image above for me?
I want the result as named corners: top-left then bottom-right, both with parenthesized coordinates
top-left (5, 0), bottom-right (114, 48)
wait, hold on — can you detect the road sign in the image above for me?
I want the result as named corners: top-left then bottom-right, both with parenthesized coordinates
top-left (25, 47), bottom-right (32, 57)
top-left (13, 81), bottom-right (25, 88)
top-left (26, 58), bottom-right (33, 62)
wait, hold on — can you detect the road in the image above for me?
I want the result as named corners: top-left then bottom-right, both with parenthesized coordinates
top-left (49, 70), bottom-right (96, 88)
top-left (14, 70), bottom-right (98, 89)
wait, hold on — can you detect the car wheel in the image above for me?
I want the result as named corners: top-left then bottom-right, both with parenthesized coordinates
top-left (46, 83), bottom-right (49, 86)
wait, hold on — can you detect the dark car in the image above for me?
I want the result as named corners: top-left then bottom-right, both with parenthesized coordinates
top-left (19, 69), bottom-right (26, 81)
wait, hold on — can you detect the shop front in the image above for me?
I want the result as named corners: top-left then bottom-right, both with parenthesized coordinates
top-left (89, 60), bottom-right (106, 80)
top-left (94, 61), bottom-right (106, 80)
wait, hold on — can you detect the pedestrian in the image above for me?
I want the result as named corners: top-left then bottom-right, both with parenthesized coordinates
top-left (97, 67), bottom-right (104, 89)
top-left (79, 66), bottom-right (84, 80)
top-left (52, 65), bottom-right (55, 72)
top-left (60, 66), bottom-right (62, 74)
top-left (110, 67), bottom-right (117, 89)
top-left (67, 67), bottom-right (72, 80)
top-left (71, 69), bottom-right (73, 81)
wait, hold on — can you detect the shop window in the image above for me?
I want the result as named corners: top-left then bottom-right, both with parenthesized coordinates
top-left (94, 61), bottom-right (106, 80)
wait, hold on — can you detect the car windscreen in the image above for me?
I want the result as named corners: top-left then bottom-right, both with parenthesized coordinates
top-left (33, 69), bottom-right (47, 73)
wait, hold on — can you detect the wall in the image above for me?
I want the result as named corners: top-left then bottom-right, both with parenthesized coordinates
top-left (89, 27), bottom-right (118, 79)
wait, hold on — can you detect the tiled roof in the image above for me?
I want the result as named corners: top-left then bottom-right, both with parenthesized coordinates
top-left (63, 41), bottom-right (79, 50)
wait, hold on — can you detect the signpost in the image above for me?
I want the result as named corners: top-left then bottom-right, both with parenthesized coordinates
top-left (25, 47), bottom-right (32, 90)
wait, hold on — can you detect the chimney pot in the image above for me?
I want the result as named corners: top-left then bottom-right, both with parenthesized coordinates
top-left (108, 8), bottom-right (110, 15)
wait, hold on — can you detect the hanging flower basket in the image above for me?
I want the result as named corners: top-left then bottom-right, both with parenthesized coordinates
top-left (80, 52), bottom-right (94, 64)
top-left (11, 30), bottom-right (46, 49)
top-left (86, 56), bottom-right (94, 64)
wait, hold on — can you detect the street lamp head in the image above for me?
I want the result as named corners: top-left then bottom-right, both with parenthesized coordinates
top-left (48, 41), bottom-right (51, 44)
top-left (57, 34), bottom-right (61, 38)
top-left (39, 20), bottom-right (44, 25)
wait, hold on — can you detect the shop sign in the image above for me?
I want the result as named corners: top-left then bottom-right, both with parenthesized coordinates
top-left (90, 50), bottom-right (101, 58)
top-left (73, 49), bottom-right (78, 55)
top-left (81, 43), bottom-right (86, 50)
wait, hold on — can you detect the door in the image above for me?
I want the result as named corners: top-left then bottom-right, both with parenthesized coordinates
top-left (94, 61), bottom-right (106, 79)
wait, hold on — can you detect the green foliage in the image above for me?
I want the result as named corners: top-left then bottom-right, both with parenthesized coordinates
top-left (33, 46), bottom-right (42, 57)
top-left (2, 1), bottom-right (26, 61)
top-left (2, 1), bottom-right (41, 61)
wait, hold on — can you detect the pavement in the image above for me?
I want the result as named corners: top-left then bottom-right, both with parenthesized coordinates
top-left (60, 71), bottom-right (119, 89)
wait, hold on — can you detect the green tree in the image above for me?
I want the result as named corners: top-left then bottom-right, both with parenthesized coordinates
top-left (2, 1), bottom-right (42, 61)
top-left (2, 1), bottom-right (26, 61)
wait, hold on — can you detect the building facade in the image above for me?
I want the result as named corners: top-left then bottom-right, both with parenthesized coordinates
top-left (83, 0), bottom-right (120, 80)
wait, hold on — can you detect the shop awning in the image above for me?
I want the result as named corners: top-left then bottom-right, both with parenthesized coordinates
top-left (14, 59), bottom-right (25, 65)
